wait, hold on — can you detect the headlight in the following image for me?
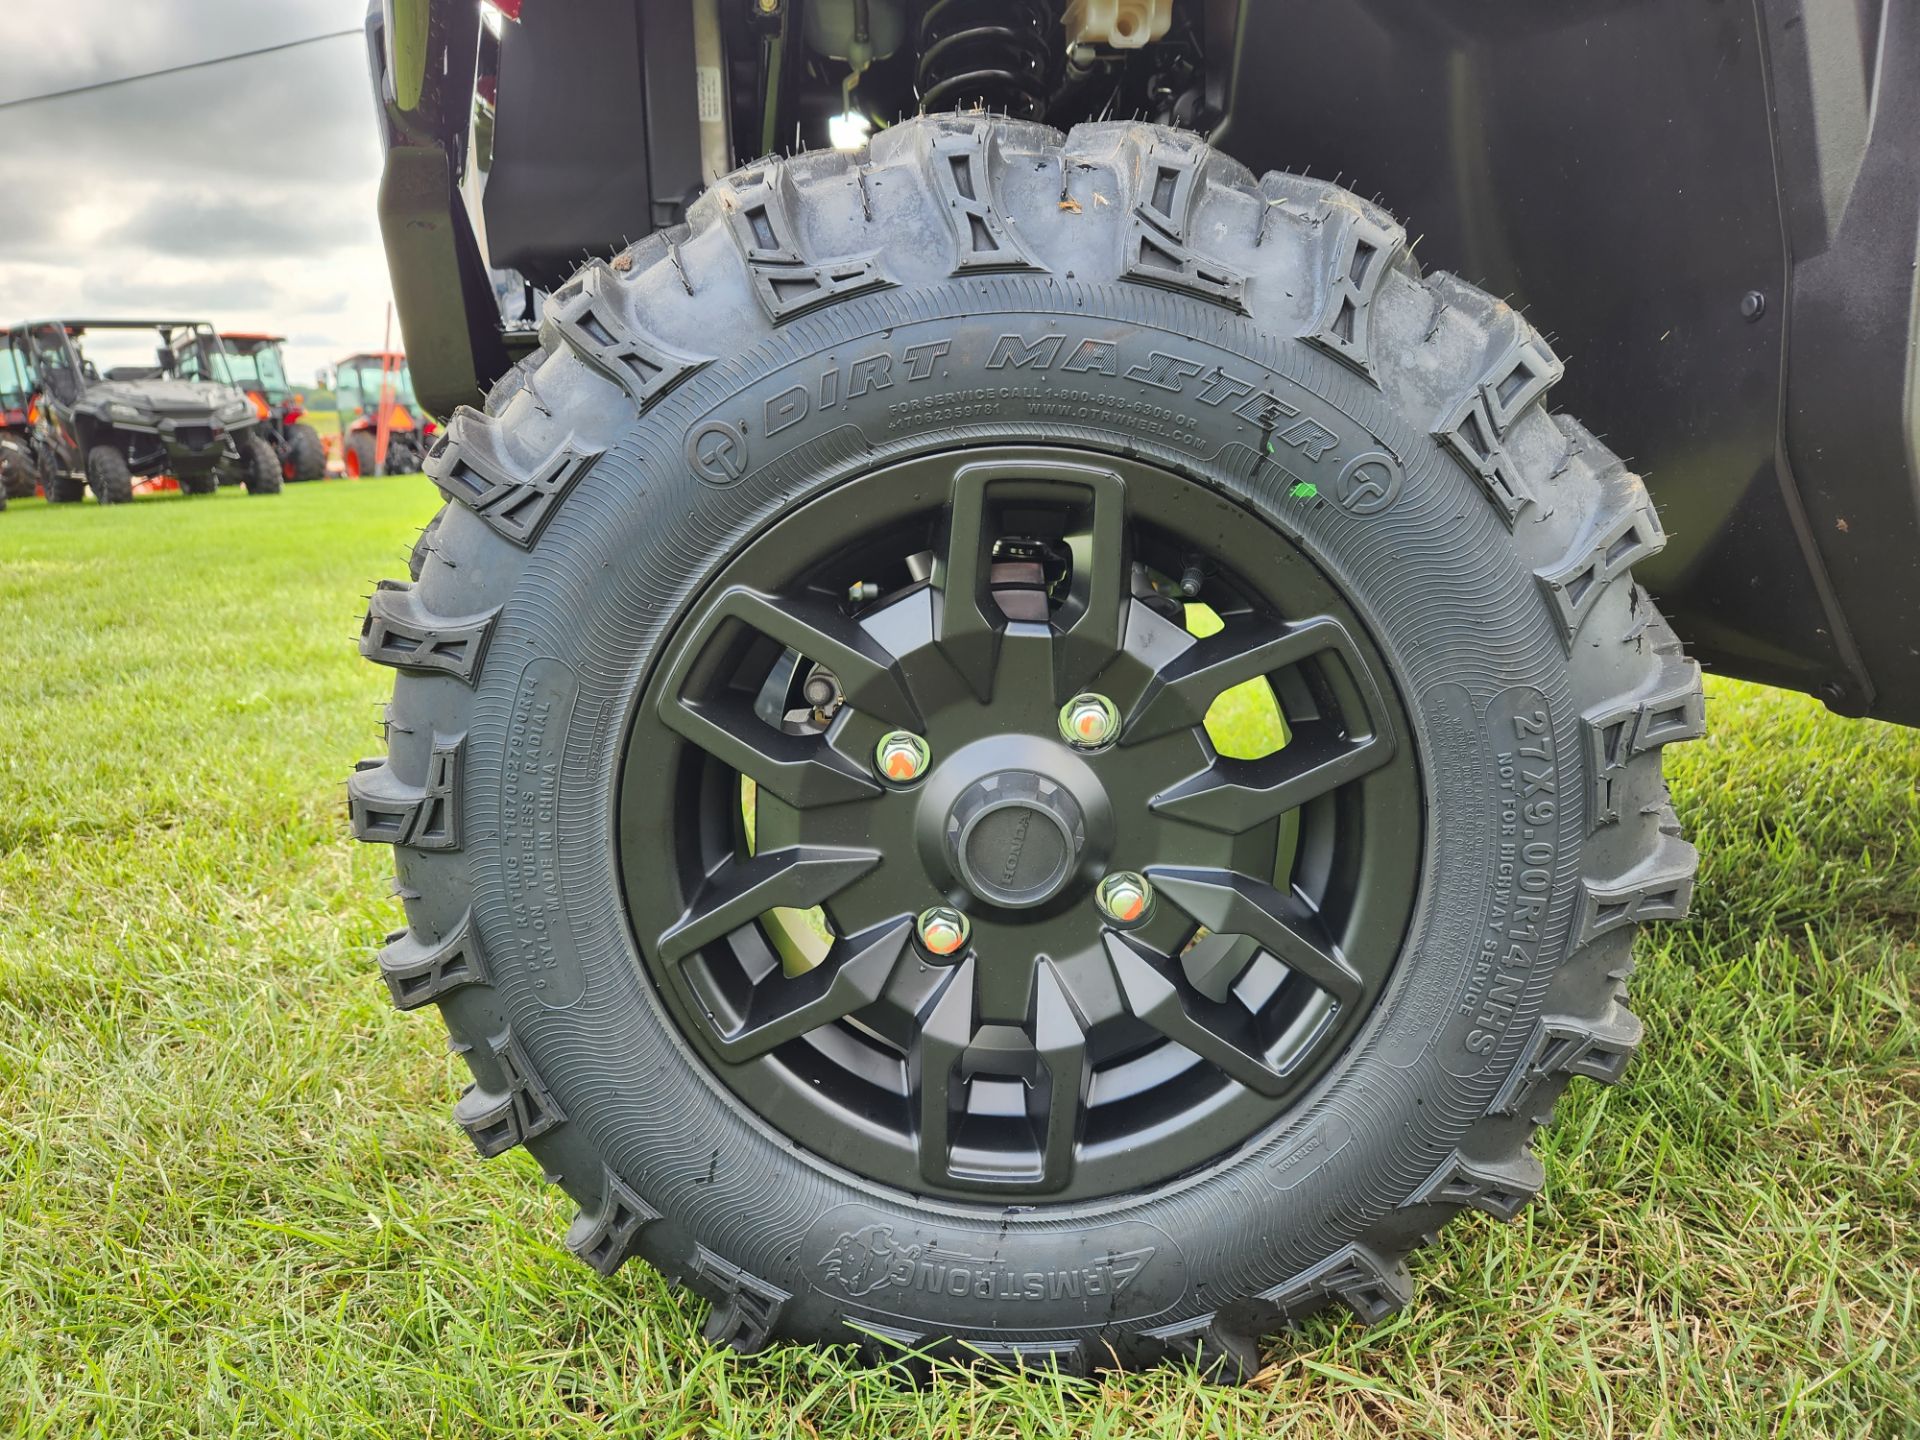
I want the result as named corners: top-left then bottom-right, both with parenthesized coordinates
top-left (108, 402), bottom-right (143, 422)
top-left (219, 398), bottom-right (254, 422)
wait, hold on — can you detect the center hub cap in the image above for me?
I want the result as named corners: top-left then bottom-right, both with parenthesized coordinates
top-left (946, 770), bottom-right (1086, 909)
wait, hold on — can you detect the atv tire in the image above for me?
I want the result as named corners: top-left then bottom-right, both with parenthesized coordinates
top-left (287, 422), bottom-right (327, 482)
top-left (384, 433), bottom-right (424, 475)
top-left (45, 469), bottom-right (84, 504)
top-left (235, 433), bottom-right (282, 495)
top-left (0, 440), bottom-right (35, 500)
top-left (346, 432), bottom-right (376, 479)
top-left (85, 446), bottom-right (133, 505)
top-left (179, 470), bottom-right (219, 496)
top-left (354, 116), bottom-right (1702, 1374)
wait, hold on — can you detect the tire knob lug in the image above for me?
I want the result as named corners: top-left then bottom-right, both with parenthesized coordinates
top-left (1096, 872), bottom-right (1154, 926)
top-left (1059, 693), bottom-right (1120, 749)
top-left (915, 905), bottom-right (970, 958)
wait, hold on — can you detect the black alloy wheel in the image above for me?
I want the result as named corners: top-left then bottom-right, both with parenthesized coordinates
top-left (621, 448), bottom-right (1419, 1202)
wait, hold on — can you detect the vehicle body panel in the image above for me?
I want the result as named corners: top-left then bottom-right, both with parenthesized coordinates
top-left (363, 0), bottom-right (1920, 723)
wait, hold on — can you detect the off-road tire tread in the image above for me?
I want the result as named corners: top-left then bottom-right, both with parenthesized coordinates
top-left (359, 578), bottom-right (499, 682)
top-left (347, 431), bottom-right (377, 478)
top-left (287, 422), bottom-right (327, 481)
top-left (376, 909), bottom-right (489, 1010)
top-left (353, 114), bottom-right (1703, 1373)
top-left (85, 446), bottom-right (133, 505)
top-left (239, 432), bottom-right (283, 495)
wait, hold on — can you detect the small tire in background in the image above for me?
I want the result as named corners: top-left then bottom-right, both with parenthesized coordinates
top-left (237, 433), bottom-right (282, 496)
top-left (85, 446), bottom-right (133, 505)
top-left (287, 422), bottom-right (327, 482)
top-left (179, 471), bottom-right (219, 496)
top-left (346, 432), bottom-right (376, 478)
top-left (382, 433), bottom-right (424, 475)
top-left (0, 439), bottom-right (36, 500)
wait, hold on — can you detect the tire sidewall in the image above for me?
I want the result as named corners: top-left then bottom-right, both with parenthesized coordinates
top-left (423, 282), bottom-right (1589, 1344)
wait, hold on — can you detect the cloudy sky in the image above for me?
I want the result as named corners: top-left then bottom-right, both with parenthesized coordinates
top-left (0, 1), bottom-right (393, 387)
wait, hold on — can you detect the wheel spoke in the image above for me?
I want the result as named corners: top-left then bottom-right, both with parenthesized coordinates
top-left (933, 467), bottom-right (1003, 701)
top-left (911, 958), bottom-right (975, 1186)
top-left (1123, 615), bottom-right (1356, 745)
top-left (1030, 960), bottom-right (1087, 1190)
top-left (936, 460), bottom-right (1132, 703)
top-left (1102, 933), bottom-right (1290, 1097)
top-left (1051, 467), bottom-right (1129, 698)
top-left (656, 845), bottom-right (880, 963)
top-left (1149, 721), bottom-right (1396, 833)
top-left (711, 587), bottom-right (920, 727)
top-left (706, 919), bottom-right (913, 1061)
top-left (661, 694), bottom-right (879, 808)
top-left (1146, 867), bottom-right (1362, 1008)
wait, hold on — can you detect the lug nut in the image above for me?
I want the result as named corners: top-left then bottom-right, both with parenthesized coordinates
top-left (874, 730), bottom-right (931, 783)
top-left (1096, 872), bottom-right (1154, 926)
top-left (916, 905), bottom-right (970, 957)
top-left (1059, 693), bottom-right (1120, 749)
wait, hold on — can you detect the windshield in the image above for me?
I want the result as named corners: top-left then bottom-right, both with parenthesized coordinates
top-left (168, 327), bottom-right (239, 386)
top-left (220, 342), bottom-right (290, 399)
top-left (341, 358), bottom-right (417, 414)
top-left (0, 345), bottom-right (28, 407)
top-left (254, 344), bottom-right (288, 397)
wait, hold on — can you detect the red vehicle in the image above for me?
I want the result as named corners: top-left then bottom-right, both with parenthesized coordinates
top-left (0, 345), bottom-right (36, 505)
top-left (219, 334), bottom-right (326, 483)
top-left (334, 352), bottom-right (432, 476)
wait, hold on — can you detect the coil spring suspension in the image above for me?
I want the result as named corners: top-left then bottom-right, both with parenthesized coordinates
top-left (916, 0), bottom-right (1054, 121)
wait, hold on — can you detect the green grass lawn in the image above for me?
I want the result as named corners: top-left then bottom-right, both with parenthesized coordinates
top-left (1, 482), bottom-right (1915, 1436)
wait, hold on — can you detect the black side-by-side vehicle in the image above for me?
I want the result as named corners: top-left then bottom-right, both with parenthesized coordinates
top-left (6, 319), bottom-right (282, 503)
top-left (350, 0), bottom-right (1920, 1371)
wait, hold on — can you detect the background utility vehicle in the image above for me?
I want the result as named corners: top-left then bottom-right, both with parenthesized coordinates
top-left (219, 334), bottom-right (327, 483)
top-left (8, 320), bottom-right (281, 503)
top-left (0, 346), bottom-right (35, 506)
top-left (334, 351), bottom-right (429, 476)
top-left (352, 0), bottom-right (1920, 1374)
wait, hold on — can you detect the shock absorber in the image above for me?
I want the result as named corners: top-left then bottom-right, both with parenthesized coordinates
top-left (916, 0), bottom-right (1055, 120)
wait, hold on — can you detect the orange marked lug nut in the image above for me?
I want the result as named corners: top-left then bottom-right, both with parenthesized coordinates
top-left (915, 906), bottom-right (970, 957)
top-left (874, 731), bottom-right (931, 784)
top-left (1059, 693), bottom-right (1120, 749)
top-left (1096, 872), bottom-right (1153, 926)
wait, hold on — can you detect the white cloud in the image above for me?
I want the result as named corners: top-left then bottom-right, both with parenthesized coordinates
top-left (0, 3), bottom-right (394, 387)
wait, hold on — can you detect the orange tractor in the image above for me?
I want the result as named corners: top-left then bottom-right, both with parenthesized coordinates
top-left (334, 352), bottom-right (432, 476)
top-left (219, 334), bottom-right (326, 482)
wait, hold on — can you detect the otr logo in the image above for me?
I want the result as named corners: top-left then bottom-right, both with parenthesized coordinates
top-left (687, 421), bottom-right (748, 485)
